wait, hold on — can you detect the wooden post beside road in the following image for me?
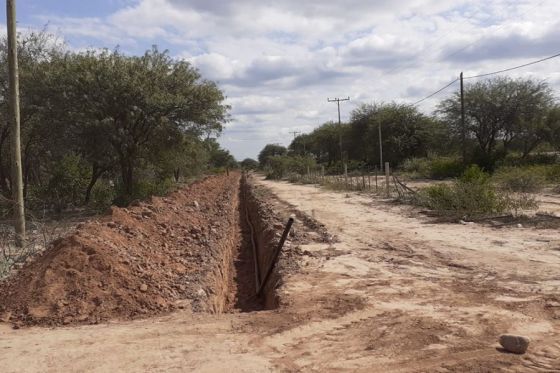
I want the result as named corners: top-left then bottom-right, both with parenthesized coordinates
top-left (385, 162), bottom-right (390, 198)
top-left (7, 0), bottom-right (25, 247)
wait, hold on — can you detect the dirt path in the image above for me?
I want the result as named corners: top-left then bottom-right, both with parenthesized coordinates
top-left (1, 177), bottom-right (560, 372)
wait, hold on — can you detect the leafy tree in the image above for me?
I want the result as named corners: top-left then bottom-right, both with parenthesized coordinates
top-left (49, 47), bottom-right (229, 198)
top-left (240, 158), bottom-right (259, 169)
top-left (545, 105), bottom-right (560, 152)
top-left (258, 144), bottom-right (287, 166)
top-left (347, 102), bottom-right (447, 167)
top-left (0, 31), bottom-right (233, 211)
top-left (205, 138), bottom-right (237, 169)
top-left (0, 31), bottom-right (64, 197)
top-left (266, 155), bottom-right (316, 180)
top-left (438, 77), bottom-right (554, 164)
top-left (298, 122), bottom-right (345, 166)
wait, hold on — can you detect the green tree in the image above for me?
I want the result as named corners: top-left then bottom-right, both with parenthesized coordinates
top-left (438, 77), bottom-right (554, 164)
top-left (347, 102), bottom-right (447, 167)
top-left (544, 105), bottom-right (560, 152)
top-left (240, 158), bottom-right (259, 169)
top-left (258, 144), bottom-right (287, 166)
top-left (51, 47), bottom-right (229, 197)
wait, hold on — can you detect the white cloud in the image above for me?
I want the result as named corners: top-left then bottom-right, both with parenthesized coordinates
top-left (29, 0), bottom-right (560, 159)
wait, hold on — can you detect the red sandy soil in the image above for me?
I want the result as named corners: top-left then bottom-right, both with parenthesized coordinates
top-left (0, 173), bottom-right (240, 327)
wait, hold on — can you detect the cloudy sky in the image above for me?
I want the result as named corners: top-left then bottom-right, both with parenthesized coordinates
top-left (7, 0), bottom-right (560, 159)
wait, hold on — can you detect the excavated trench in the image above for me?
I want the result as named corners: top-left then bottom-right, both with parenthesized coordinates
top-left (0, 173), bottom-right (287, 327)
top-left (208, 174), bottom-right (283, 313)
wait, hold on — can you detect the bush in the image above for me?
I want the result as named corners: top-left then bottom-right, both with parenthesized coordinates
top-left (33, 154), bottom-right (91, 213)
top-left (401, 157), bottom-right (431, 178)
top-left (429, 156), bottom-right (465, 179)
top-left (493, 167), bottom-right (547, 193)
top-left (497, 153), bottom-right (558, 167)
top-left (542, 164), bottom-right (560, 182)
top-left (265, 155), bottom-right (316, 180)
top-left (114, 178), bottom-right (175, 206)
top-left (415, 165), bottom-right (537, 218)
top-left (89, 180), bottom-right (116, 211)
top-left (401, 156), bottom-right (464, 179)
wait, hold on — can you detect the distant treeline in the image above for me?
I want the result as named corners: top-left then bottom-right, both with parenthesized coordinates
top-left (0, 31), bottom-right (235, 212)
top-left (259, 76), bottom-right (560, 177)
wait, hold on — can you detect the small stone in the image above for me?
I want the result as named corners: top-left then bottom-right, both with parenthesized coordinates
top-left (62, 317), bottom-right (72, 325)
top-left (139, 284), bottom-right (148, 292)
top-left (517, 223), bottom-right (523, 228)
top-left (193, 201), bottom-right (200, 209)
top-left (107, 222), bottom-right (117, 228)
top-left (499, 334), bottom-right (530, 354)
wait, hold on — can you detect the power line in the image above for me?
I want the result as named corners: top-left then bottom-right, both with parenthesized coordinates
top-left (464, 51), bottom-right (560, 80)
top-left (412, 78), bottom-right (459, 106)
top-left (411, 50), bottom-right (560, 106)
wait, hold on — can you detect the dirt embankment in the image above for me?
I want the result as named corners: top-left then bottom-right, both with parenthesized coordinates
top-left (0, 173), bottom-right (243, 327)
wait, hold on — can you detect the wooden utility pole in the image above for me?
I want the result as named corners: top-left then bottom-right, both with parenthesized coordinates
top-left (289, 130), bottom-right (300, 141)
top-left (327, 96), bottom-right (350, 164)
top-left (7, 0), bottom-right (25, 247)
top-left (460, 72), bottom-right (466, 164)
top-left (378, 123), bottom-right (383, 172)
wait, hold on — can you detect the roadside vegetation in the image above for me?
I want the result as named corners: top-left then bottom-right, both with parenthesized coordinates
top-left (415, 166), bottom-right (537, 218)
top-left (0, 31), bottom-right (235, 218)
top-left (258, 76), bottom-right (560, 218)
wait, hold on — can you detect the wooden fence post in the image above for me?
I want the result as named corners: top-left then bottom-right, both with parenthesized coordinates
top-left (385, 162), bottom-right (390, 198)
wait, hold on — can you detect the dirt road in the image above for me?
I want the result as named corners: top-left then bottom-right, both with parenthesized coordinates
top-left (1, 177), bottom-right (559, 372)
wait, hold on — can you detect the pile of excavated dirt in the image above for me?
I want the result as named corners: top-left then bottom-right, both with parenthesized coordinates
top-left (0, 173), bottom-right (241, 327)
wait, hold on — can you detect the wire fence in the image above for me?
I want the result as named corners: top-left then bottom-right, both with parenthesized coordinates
top-left (285, 165), bottom-right (417, 202)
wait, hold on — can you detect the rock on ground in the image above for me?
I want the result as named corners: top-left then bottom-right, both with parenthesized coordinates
top-left (499, 334), bottom-right (530, 354)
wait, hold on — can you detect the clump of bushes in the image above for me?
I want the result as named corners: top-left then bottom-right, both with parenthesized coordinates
top-left (492, 164), bottom-right (560, 193)
top-left (492, 167), bottom-right (547, 193)
top-left (265, 155), bottom-right (316, 180)
top-left (401, 155), bottom-right (465, 179)
top-left (497, 152), bottom-right (558, 167)
top-left (415, 166), bottom-right (537, 218)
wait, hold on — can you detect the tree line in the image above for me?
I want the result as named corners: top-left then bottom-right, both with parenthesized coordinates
top-left (259, 76), bottom-right (560, 177)
top-left (0, 31), bottom-right (235, 212)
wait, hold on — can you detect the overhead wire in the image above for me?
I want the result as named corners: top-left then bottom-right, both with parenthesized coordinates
top-left (411, 50), bottom-right (560, 106)
top-left (412, 78), bottom-right (459, 106)
top-left (463, 52), bottom-right (560, 79)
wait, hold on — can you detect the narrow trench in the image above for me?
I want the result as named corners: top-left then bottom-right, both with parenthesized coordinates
top-left (227, 185), bottom-right (265, 312)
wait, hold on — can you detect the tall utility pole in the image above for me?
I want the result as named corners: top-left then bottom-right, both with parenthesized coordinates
top-left (460, 72), bottom-right (466, 164)
top-left (289, 130), bottom-right (303, 154)
top-left (7, 0), bottom-right (25, 247)
top-left (327, 97), bottom-right (350, 163)
top-left (378, 123), bottom-right (383, 172)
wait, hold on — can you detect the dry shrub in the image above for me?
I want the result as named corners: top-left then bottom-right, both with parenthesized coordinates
top-left (415, 166), bottom-right (537, 218)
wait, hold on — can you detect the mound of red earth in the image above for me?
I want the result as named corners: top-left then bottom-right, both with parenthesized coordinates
top-left (0, 173), bottom-right (241, 327)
